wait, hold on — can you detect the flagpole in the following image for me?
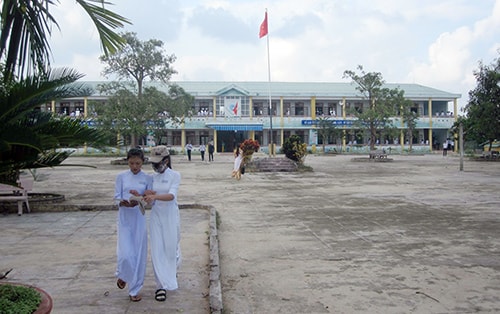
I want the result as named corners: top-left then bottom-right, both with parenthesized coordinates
top-left (265, 9), bottom-right (274, 156)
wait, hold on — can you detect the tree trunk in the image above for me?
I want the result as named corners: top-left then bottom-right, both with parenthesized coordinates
top-left (370, 123), bottom-right (376, 151)
top-left (131, 134), bottom-right (138, 147)
top-left (408, 128), bottom-right (413, 152)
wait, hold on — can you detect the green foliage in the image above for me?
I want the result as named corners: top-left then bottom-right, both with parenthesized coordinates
top-left (0, 69), bottom-right (108, 184)
top-left (0, 0), bottom-right (128, 184)
top-left (314, 116), bottom-right (342, 154)
top-left (97, 32), bottom-right (193, 146)
top-left (343, 65), bottom-right (405, 150)
top-left (0, 284), bottom-right (41, 314)
top-left (0, 0), bottom-right (130, 80)
top-left (398, 94), bottom-right (419, 151)
top-left (100, 32), bottom-right (177, 96)
top-left (282, 135), bottom-right (307, 164)
top-left (93, 82), bottom-right (193, 147)
top-left (461, 54), bottom-right (500, 149)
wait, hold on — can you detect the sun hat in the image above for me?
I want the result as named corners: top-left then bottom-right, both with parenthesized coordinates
top-left (149, 145), bottom-right (170, 163)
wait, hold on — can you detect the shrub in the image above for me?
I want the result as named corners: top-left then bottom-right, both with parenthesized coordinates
top-left (282, 135), bottom-right (307, 164)
top-left (0, 284), bottom-right (41, 314)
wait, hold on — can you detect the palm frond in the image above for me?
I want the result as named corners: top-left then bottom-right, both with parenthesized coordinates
top-left (0, 0), bottom-right (57, 79)
top-left (76, 0), bottom-right (131, 56)
top-left (0, 68), bottom-right (90, 124)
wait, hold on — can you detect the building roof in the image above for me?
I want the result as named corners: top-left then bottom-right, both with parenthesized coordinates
top-left (82, 81), bottom-right (461, 101)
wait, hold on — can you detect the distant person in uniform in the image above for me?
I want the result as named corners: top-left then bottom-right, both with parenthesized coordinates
top-left (208, 140), bottom-right (215, 162)
top-left (199, 143), bottom-right (206, 161)
top-left (185, 142), bottom-right (193, 161)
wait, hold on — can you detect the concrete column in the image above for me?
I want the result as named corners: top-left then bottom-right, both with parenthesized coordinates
top-left (400, 111), bottom-right (405, 151)
top-left (84, 97), bottom-right (88, 118)
top-left (213, 130), bottom-right (218, 153)
top-left (181, 128), bottom-right (186, 153)
top-left (83, 97), bottom-right (88, 154)
top-left (311, 96), bottom-right (316, 120)
top-left (453, 98), bottom-right (458, 152)
top-left (212, 96), bottom-right (217, 120)
top-left (249, 96), bottom-right (253, 120)
top-left (428, 98), bottom-right (433, 151)
top-left (342, 97), bottom-right (346, 152)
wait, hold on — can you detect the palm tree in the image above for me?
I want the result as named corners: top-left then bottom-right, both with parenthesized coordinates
top-left (1, 0), bottom-right (130, 80)
top-left (0, 1), bottom-right (130, 184)
top-left (0, 68), bottom-right (109, 184)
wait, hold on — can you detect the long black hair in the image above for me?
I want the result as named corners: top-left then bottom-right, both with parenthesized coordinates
top-left (163, 155), bottom-right (172, 169)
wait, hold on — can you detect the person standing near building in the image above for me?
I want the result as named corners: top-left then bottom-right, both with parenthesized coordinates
top-left (448, 138), bottom-right (454, 153)
top-left (443, 139), bottom-right (448, 156)
top-left (185, 142), bottom-right (193, 161)
top-left (208, 140), bottom-right (215, 162)
top-left (199, 143), bottom-right (206, 161)
top-left (144, 146), bottom-right (182, 302)
top-left (114, 148), bottom-right (152, 302)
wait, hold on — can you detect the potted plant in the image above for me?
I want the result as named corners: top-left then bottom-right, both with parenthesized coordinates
top-left (0, 282), bottom-right (52, 314)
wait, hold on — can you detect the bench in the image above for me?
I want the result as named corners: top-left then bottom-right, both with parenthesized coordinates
top-left (0, 177), bottom-right (33, 216)
top-left (483, 151), bottom-right (499, 159)
top-left (369, 149), bottom-right (387, 159)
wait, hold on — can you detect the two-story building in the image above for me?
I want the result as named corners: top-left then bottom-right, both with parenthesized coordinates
top-left (39, 81), bottom-right (461, 154)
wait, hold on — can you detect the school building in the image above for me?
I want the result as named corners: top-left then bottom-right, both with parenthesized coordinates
top-left (40, 81), bottom-right (461, 154)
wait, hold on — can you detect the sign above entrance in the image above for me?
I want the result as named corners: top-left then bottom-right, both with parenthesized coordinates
top-left (301, 119), bottom-right (355, 126)
top-left (206, 124), bottom-right (263, 131)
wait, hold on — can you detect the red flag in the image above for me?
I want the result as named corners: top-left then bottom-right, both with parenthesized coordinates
top-left (259, 12), bottom-right (268, 38)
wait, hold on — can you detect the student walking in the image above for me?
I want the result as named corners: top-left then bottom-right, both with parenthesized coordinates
top-left (199, 143), bottom-right (206, 161)
top-left (208, 140), bottom-right (214, 162)
top-left (185, 142), bottom-right (193, 161)
top-left (114, 148), bottom-right (152, 302)
top-left (144, 146), bottom-right (182, 302)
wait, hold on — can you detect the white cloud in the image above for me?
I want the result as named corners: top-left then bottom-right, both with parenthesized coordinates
top-left (411, 27), bottom-right (473, 84)
top-left (45, 0), bottom-right (499, 113)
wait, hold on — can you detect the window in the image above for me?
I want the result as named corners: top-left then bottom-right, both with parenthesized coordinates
top-left (354, 102), bottom-right (363, 114)
top-left (254, 103), bottom-right (263, 115)
top-left (284, 102), bottom-right (291, 116)
top-left (172, 131), bottom-right (182, 145)
top-left (295, 102), bottom-right (304, 116)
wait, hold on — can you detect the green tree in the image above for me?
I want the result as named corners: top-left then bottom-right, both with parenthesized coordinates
top-left (100, 32), bottom-right (176, 97)
top-left (399, 98), bottom-right (419, 152)
top-left (315, 116), bottom-right (342, 154)
top-left (462, 55), bottom-right (500, 150)
top-left (93, 82), bottom-right (193, 147)
top-left (0, 0), bottom-right (129, 184)
top-left (0, 69), bottom-right (108, 184)
top-left (0, 0), bottom-right (130, 80)
top-left (343, 65), bottom-right (400, 151)
top-left (97, 32), bottom-right (192, 146)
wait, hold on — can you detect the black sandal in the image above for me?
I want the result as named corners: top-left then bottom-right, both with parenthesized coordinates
top-left (116, 278), bottom-right (126, 289)
top-left (155, 289), bottom-right (167, 302)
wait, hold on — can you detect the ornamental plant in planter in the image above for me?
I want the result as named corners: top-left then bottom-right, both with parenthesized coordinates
top-left (0, 283), bottom-right (53, 314)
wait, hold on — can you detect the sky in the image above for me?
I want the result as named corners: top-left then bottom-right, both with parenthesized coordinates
top-left (50, 0), bottom-right (500, 112)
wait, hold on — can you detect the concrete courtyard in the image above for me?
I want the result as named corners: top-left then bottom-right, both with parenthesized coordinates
top-left (1, 152), bottom-right (499, 313)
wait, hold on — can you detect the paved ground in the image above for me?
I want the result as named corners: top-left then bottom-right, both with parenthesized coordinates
top-left (1, 152), bottom-right (499, 313)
